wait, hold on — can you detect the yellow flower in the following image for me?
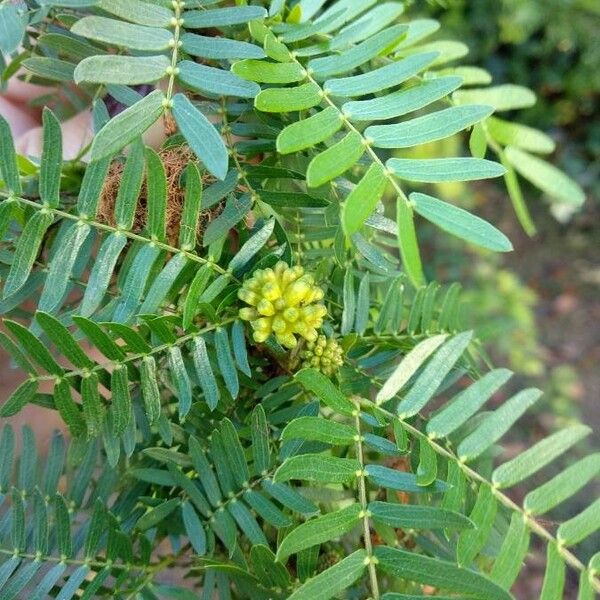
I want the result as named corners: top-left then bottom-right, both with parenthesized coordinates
top-left (238, 262), bottom-right (327, 349)
top-left (301, 335), bottom-right (344, 376)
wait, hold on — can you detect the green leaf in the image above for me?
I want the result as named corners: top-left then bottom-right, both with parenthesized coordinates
top-left (343, 76), bottom-right (462, 122)
top-left (229, 219), bottom-right (274, 273)
top-left (36, 311), bottom-right (94, 369)
top-left (203, 194), bottom-right (252, 246)
top-left (342, 164), bottom-right (387, 237)
top-left (184, 6), bottom-right (267, 28)
top-left (277, 106), bottom-right (342, 154)
top-left (0, 379), bottom-right (38, 417)
top-left (277, 504), bottom-right (361, 562)
top-left (98, 0), bottom-right (173, 27)
top-left (427, 368), bottom-right (513, 439)
top-left (215, 327), bottom-right (239, 399)
top-left (287, 550), bottom-right (367, 600)
top-left (388, 157), bottom-right (506, 182)
top-left (256, 82), bottom-right (323, 113)
top-left (454, 84), bottom-right (536, 111)
top-left (0, 116), bottom-right (21, 194)
top-left (0, 4), bottom-right (25, 55)
top-left (110, 365), bottom-right (131, 435)
top-left (182, 33), bottom-right (265, 59)
top-left (3, 211), bottom-right (54, 298)
top-left (490, 512), bottom-right (530, 589)
top-left (505, 146), bottom-right (585, 206)
top-left (145, 148), bottom-right (167, 241)
top-left (136, 498), bottom-right (180, 531)
top-left (540, 544), bottom-right (565, 600)
top-left (258, 190), bottom-right (327, 207)
top-left (232, 59), bottom-right (306, 83)
top-left (486, 117), bottom-right (555, 154)
top-left (140, 253), bottom-right (188, 314)
top-left (294, 368), bottom-right (355, 415)
top-left (181, 501), bottom-right (207, 555)
top-left (365, 465), bottom-right (446, 493)
top-left (168, 346), bottom-right (192, 417)
top-left (191, 335), bottom-right (220, 411)
top-left (281, 416), bottom-right (356, 445)
top-left (178, 60), bottom-right (260, 98)
top-left (369, 501), bottom-right (473, 530)
top-left (397, 331), bottom-right (472, 418)
top-left (22, 57), bottom-right (75, 82)
top-left (178, 162), bottom-right (203, 250)
top-left (183, 265), bottom-right (212, 329)
top-left (558, 497), bottom-right (600, 546)
top-left (377, 334), bottom-right (447, 403)
top-left (375, 546), bottom-right (511, 600)
top-left (306, 131), bottom-right (364, 188)
top-left (91, 89), bottom-right (165, 160)
top-left (81, 372), bottom-right (105, 437)
top-left (172, 93), bottom-right (228, 180)
top-left (250, 406), bottom-right (271, 476)
top-left (396, 197), bottom-right (424, 288)
top-left (39, 110), bottom-right (63, 208)
top-left (74, 316), bottom-right (125, 360)
top-left (77, 157), bottom-right (110, 217)
top-left (457, 388), bottom-right (542, 461)
top-left (308, 25), bottom-right (407, 79)
top-left (457, 484), bottom-right (497, 567)
top-left (326, 51), bottom-right (438, 97)
top-left (75, 54), bottom-right (169, 85)
top-left (54, 379), bottom-right (87, 437)
top-left (140, 356), bottom-right (161, 424)
top-left (410, 192), bottom-right (513, 252)
top-left (274, 455), bottom-right (360, 485)
top-left (492, 425), bottom-right (591, 488)
top-left (499, 150), bottom-right (536, 236)
top-left (72, 17), bottom-right (173, 51)
top-left (524, 453), bottom-right (600, 516)
top-left (417, 436), bottom-right (437, 486)
top-left (366, 105), bottom-right (493, 149)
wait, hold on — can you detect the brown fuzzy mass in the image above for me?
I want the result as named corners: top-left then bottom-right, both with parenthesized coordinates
top-left (97, 145), bottom-right (222, 247)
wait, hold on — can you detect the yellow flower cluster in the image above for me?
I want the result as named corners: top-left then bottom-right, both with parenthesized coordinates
top-left (301, 335), bottom-right (344, 376)
top-left (238, 262), bottom-right (327, 349)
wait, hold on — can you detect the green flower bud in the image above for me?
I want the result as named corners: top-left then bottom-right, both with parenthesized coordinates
top-left (238, 262), bottom-right (327, 349)
top-left (301, 335), bottom-right (344, 376)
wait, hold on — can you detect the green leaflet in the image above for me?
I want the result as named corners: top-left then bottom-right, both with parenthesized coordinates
top-left (325, 51), bottom-right (438, 97)
top-left (557, 498), bottom-right (600, 546)
top-left (258, 190), bottom-right (327, 208)
top-left (342, 163), bottom-right (387, 237)
top-left (396, 197), bottom-right (424, 288)
top-left (39, 109), bottom-right (62, 207)
top-left (396, 331), bottom-right (472, 418)
top-left (377, 334), bottom-right (447, 403)
top-left (177, 61), bottom-right (260, 99)
top-left (306, 131), bottom-right (364, 188)
top-left (81, 372), bottom-right (105, 437)
top-left (492, 425), bottom-right (591, 488)
top-left (0, 115), bottom-right (21, 194)
top-left (91, 89), bottom-right (165, 161)
top-left (487, 116), bottom-right (555, 154)
top-left (256, 82), bottom-right (323, 113)
top-left (308, 25), bottom-right (408, 80)
top-left (277, 106), bottom-right (342, 154)
top-left (280, 416), bottom-right (356, 445)
top-left (36, 311), bottom-right (93, 369)
top-left (294, 368), bottom-right (355, 415)
top-left (287, 550), bottom-right (366, 600)
top-left (416, 436), bottom-right (437, 486)
top-left (183, 6), bottom-right (267, 28)
top-left (145, 148), bottom-right (167, 241)
top-left (375, 546), bottom-right (511, 600)
top-left (490, 512), bottom-right (530, 589)
top-left (168, 346), bottom-right (192, 417)
top-left (369, 501), bottom-right (473, 530)
top-left (71, 17), bottom-right (173, 51)
top-left (181, 501), bottom-right (207, 556)
top-left (540, 544), bottom-right (565, 600)
top-left (500, 150), bottom-right (535, 236)
top-left (366, 105), bottom-right (493, 149)
top-left (0, 380), bottom-right (38, 417)
top-left (115, 140), bottom-right (145, 229)
top-left (191, 335), bottom-right (220, 411)
top-left (53, 380), bottom-right (87, 437)
top-left (232, 59), bottom-right (306, 83)
top-left (97, 0), bottom-right (173, 27)
top-left (181, 33), bottom-right (265, 60)
top-left (457, 388), bottom-right (542, 461)
top-left (75, 55), bottom-right (170, 85)
top-left (524, 453), bottom-right (600, 516)
top-left (215, 327), bottom-right (239, 399)
top-left (135, 498), bottom-right (180, 531)
top-left (179, 162), bottom-right (202, 250)
top-left (172, 93), bottom-right (228, 181)
top-left (277, 504), bottom-right (361, 562)
top-left (3, 211), bottom-right (54, 298)
top-left (365, 465), bottom-right (446, 493)
top-left (274, 455), bottom-right (360, 485)
top-left (505, 146), bottom-right (585, 206)
top-left (183, 265), bottom-right (212, 329)
top-left (251, 405), bottom-right (271, 475)
top-left (77, 157), bottom-right (110, 218)
top-left (388, 157), bottom-right (506, 182)
top-left (80, 233), bottom-right (127, 317)
top-left (140, 253), bottom-right (188, 315)
top-left (344, 76), bottom-right (462, 122)
top-left (410, 192), bottom-right (513, 252)
top-left (110, 365), bottom-right (131, 435)
top-left (427, 368), bottom-right (513, 439)
top-left (140, 356), bottom-right (161, 424)
top-left (453, 84), bottom-right (536, 111)
top-left (22, 57), bottom-right (75, 82)
top-left (203, 194), bottom-right (252, 246)
top-left (229, 219), bottom-right (275, 273)
top-left (0, 3), bottom-right (25, 55)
